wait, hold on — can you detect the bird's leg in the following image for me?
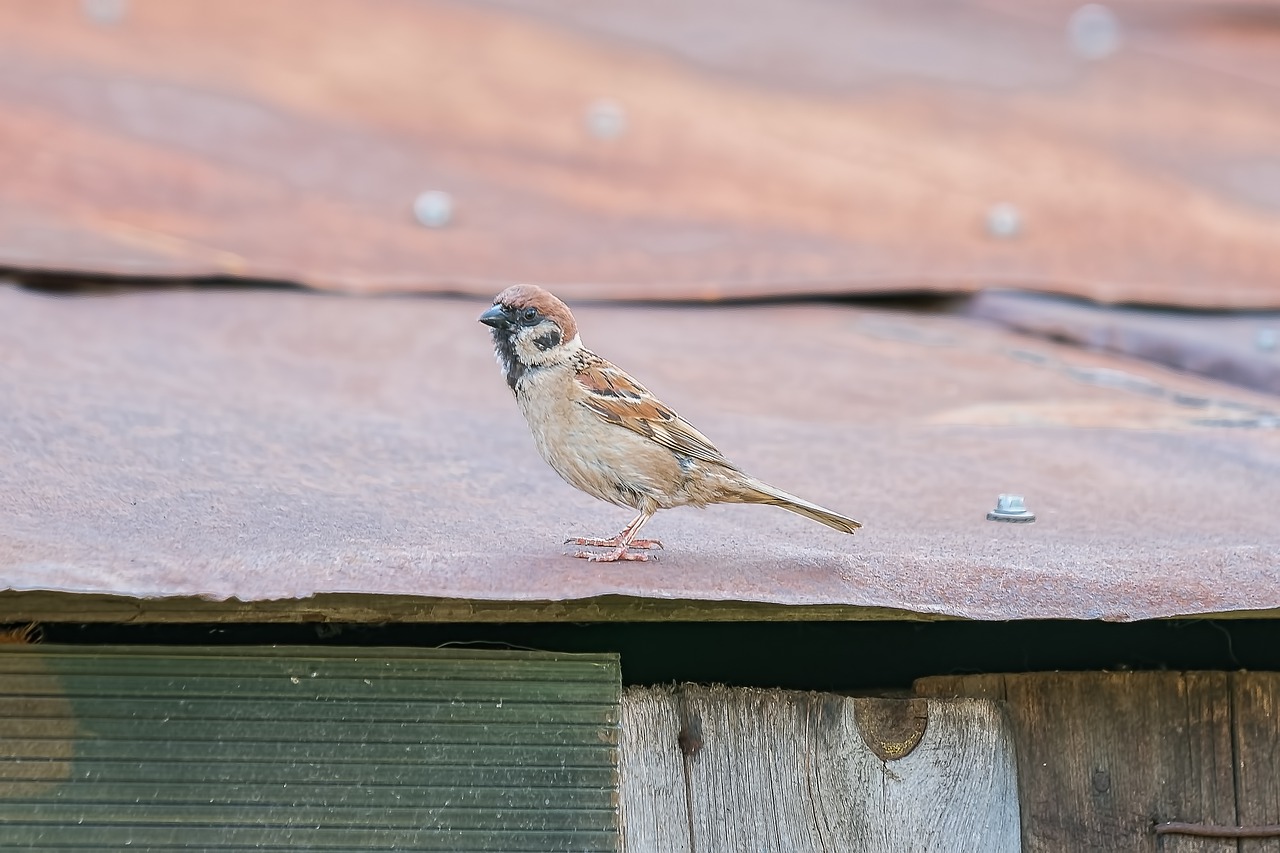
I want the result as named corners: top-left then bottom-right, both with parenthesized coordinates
top-left (566, 511), bottom-right (662, 562)
top-left (565, 512), bottom-right (663, 550)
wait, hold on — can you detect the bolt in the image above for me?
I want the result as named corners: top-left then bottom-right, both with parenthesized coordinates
top-left (585, 98), bottom-right (627, 140)
top-left (413, 190), bottom-right (453, 228)
top-left (82, 0), bottom-right (127, 25)
top-left (986, 203), bottom-right (1022, 239)
top-left (1068, 4), bottom-right (1121, 60)
top-left (987, 494), bottom-right (1036, 523)
top-left (1257, 328), bottom-right (1278, 352)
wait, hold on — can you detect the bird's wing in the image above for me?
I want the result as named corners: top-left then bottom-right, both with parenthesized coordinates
top-left (574, 357), bottom-right (738, 470)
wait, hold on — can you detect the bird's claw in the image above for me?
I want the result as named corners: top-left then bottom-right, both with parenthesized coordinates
top-left (565, 536), bottom-right (663, 550)
top-left (573, 548), bottom-right (656, 563)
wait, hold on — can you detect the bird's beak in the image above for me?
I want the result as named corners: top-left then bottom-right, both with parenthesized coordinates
top-left (479, 304), bottom-right (512, 329)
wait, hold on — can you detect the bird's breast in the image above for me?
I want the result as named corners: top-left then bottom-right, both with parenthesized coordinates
top-left (514, 371), bottom-right (683, 511)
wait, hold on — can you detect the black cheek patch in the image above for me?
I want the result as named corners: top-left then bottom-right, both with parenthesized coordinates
top-left (533, 330), bottom-right (562, 351)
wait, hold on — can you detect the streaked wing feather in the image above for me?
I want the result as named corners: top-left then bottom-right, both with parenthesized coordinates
top-left (575, 360), bottom-right (734, 469)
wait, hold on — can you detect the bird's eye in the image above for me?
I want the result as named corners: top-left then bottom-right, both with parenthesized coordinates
top-left (520, 307), bottom-right (540, 325)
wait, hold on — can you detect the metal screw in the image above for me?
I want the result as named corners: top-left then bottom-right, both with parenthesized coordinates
top-left (1068, 4), bottom-right (1121, 60)
top-left (413, 191), bottom-right (453, 228)
top-left (988, 494), bottom-right (1036, 523)
top-left (986, 203), bottom-right (1023, 239)
top-left (82, 0), bottom-right (127, 25)
top-left (1257, 328), bottom-right (1278, 352)
top-left (585, 98), bottom-right (627, 140)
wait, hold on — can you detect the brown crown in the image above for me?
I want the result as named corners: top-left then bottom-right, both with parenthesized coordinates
top-left (493, 284), bottom-right (578, 341)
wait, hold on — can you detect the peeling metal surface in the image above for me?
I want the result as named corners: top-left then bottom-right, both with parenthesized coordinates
top-left (2, 285), bottom-right (1278, 621)
top-left (2, 1), bottom-right (1280, 306)
top-left (967, 290), bottom-right (1280, 396)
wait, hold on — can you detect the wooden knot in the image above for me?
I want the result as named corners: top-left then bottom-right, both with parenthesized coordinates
top-left (852, 698), bottom-right (928, 762)
top-left (678, 717), bottom-right (703, 758)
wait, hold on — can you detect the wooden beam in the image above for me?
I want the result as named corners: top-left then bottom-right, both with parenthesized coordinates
top-left (619, 685), bottom-right (1019, 852)
top-left (1230, 673), bottom-right (1280, 844)
top-left (917, 673), bottom-right (1244, 852)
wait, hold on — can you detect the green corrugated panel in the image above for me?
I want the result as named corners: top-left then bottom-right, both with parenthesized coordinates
top-left (0, 646), bottom-right (620, 851)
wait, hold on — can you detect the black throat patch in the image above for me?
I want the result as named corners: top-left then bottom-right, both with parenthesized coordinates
top-left (491, 328), bottom-right (525, 392)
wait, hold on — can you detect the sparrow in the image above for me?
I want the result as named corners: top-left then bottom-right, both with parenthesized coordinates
top-left (479, 284), bottom-right (861, 562)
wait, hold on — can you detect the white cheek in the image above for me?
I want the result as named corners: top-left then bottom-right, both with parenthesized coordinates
top-left (515, 325), bottom-right (573, 366)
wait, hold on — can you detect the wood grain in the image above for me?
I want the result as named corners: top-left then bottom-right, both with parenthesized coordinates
top-left (620, 685), bottom-right (1019, 853)
top-left (1233, 673), bottom-right (1280, 853)
top-left (918, 673), bottom-right (1238, 853)
top-left (618, 687), bottom-right (691, 853)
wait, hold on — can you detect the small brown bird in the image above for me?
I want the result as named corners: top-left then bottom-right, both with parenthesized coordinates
top-left (479, 285), bottom-right (861, 562)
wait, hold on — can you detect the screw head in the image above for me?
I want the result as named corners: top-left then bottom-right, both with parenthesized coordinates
top-left (988, 494), bottom-right (1036, 523)
top-left (83, 0), bottom-right (127, 25)
top-left (585, 98), bottom-right (627, 140)
top-left (1068, 4), bottom-right (1121, 61)
top-left (413, 191), bottom-right (453, 228)
top-left (986, 203), bottom-right (1023, 239)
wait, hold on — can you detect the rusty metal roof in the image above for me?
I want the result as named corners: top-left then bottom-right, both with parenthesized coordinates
top-left (2, 1), bottom-right (1280, 307)
top-left (967, 290), bottom-right (1280, 395)
top-left (2, 283), bottom-right (1278, 622)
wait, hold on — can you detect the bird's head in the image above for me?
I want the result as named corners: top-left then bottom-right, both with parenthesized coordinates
top-left (479, 284), bottom-right (581, 389)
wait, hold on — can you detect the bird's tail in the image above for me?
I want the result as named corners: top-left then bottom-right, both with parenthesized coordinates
top-left (740, 479), bottom-right (862, 534)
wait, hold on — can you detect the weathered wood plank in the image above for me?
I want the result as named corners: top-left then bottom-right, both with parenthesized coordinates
top-left (826, 697), bottom-right (1020, 852)
top-left (619, 685), bottom-right (1018, 853)
top-left (618, 687), bottom-right (691, 853)
top-left (918, 673), bottom-right (1237, 853)
top-left (1233, 673), bottom-right (1280, 853)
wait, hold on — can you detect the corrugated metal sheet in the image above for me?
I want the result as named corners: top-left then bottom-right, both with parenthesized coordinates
top-left (2, 0), bottom-right (1280, 307)
top-left (0, 645), bottom-right (620, 851)
top-left (2, 285), bottom-right (1277, 621)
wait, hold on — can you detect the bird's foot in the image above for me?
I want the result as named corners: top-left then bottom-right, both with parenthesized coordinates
top-left (572, 546), bottom-right (656, 563)
top-left (565, 535), bottom-right (663, 550)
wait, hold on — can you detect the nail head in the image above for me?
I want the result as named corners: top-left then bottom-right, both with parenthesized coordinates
top-left (986, 203), bottom-right (1023, 239)
top-left (83, 0), bottom-right (127, 25)
top-left (1068, 4), bottom-right (1121, 61)
top-left (413, 190), bottom-right (454, 228)
top-left (585, 98), bottom-right (627, 140)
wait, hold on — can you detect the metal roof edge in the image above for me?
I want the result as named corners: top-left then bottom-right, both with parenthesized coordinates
top-left (4, 592), bottom-right (1279, 625)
